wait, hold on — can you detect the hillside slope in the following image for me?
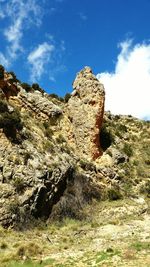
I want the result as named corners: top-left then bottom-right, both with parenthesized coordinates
top-left (0, 64), bottom-right (149, 231)
top-left (0, 65), bottom-right (150, 267)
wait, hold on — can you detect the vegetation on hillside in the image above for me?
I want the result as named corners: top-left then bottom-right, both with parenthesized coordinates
top-left (0, 100), bottom-right (23, 142)
top-left (0, 66), bottom-right (150, 267)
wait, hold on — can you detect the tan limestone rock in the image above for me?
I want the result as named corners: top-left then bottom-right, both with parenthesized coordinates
top-left (66, 66), bottom-right (105, 160)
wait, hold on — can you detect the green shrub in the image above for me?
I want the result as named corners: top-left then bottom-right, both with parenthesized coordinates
top-left (131, 241), bottom-right (150, 251)
top-left (21, 83), bottom-right (32, 92)
top-left (45, 128), bottom-right (53, 138)
top-left (140, 180), bottom-right (150, 197)
top-left (44, 140), bottom-right (54, 152)
top-left (123, 143), bottom-right (133, 157)
top-left (108, 188), bottom-right (122, 201)
top-left (145, 159), bottom-right (150, 165)
top-left (8, 71), bottom-right (20, 83)
top-left (115, 124), bottom-right (127, 138)
top-left (0, 107), bottom-right (23, 141)
top-left (118, 124), bottom-right (127, 132)
top-left (56, 134), bottom-right (66, 143)
top-left (0, 110), bottom-right (23, 130)
top-left (0, 64), bottom-right (4, 79)
top-left (64, 93), bottom-right (71, 102)
top-left (49, 93), bottom-right (60, 99)
top-left (80, 159), bottom-right (96, 171)
top-left (13, 177), bottom-right (25, 193)
top-left (43, 121), bottom-right (49, 129)
top-left (0, 242), bottom-right (8, 249)
top-left (49, 93), bottom-right (64, 102)
top-left (0, 100), bottom-right (8, 112)
top-left (43, 121), bottom-right (53, 138)
top-left (8, 198), bottom-right (20, 214)
top-left (133, 160), bottom-right (139, 166)
top-left (32, 83), bottom-right (44, 94)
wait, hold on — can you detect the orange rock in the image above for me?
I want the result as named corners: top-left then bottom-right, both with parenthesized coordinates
top-left (0, 79), bottom-right (19, 100)
top-left (66, 67), bottom-right (105, 160)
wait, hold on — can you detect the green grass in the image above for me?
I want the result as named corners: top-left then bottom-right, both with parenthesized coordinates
top-left (95, 249), bottom-right (121, 263)
top-left (131, 241), bottom-right (150, 252)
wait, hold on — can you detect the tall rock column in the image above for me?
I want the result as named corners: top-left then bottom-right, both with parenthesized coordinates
top-left (67, 67), bottom-right (105, 160)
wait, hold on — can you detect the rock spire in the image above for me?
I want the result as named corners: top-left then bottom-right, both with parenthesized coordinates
top-left (67, 66), bottom-right (105, 160)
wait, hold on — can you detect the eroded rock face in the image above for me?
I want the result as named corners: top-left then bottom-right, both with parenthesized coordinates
top-left (0, 144), bottom-right (101, 228)
top-left (66, 67), bottom-right (105, 160)
top-left (0, 66), bottom-right (106, 228)
top-left (11, 89), bottom-right (63, 120)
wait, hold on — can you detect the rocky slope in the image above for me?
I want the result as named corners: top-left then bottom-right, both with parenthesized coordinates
top-left (0, 65), bottom-right (149, 229)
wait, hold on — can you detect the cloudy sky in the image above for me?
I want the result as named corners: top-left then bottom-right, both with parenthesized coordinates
top-left (0, 0), bottom-right (150, 119)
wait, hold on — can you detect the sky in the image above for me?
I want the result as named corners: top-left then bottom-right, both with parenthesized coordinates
top-left (0, 0), bottom-right (150, 119)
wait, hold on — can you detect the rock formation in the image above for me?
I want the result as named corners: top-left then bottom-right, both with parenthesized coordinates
top-left (0, 67), bottom-right (105, 228)
top-left (0, 79), bottom-right (19, 99)
top-left (10, 90), bottom-right (62, 120)
top-left (66, 67), bottom-right (105, 160)
top-left (0, 65), bottom-right (149, 229)
top-left (0, 70), bottom-right (21, 100)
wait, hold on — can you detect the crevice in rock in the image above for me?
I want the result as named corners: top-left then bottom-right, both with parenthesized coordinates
top-left (30, 166), bottom-right (74, 219)
top-left (99, 122), bottom-right (114, 151)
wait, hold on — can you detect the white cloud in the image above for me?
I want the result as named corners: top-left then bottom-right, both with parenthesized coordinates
top-left (0, 11), bottom-right (5, 18)
top-left (0, 0), bottom-right (42, 64)
top-left (97, 40), bottom-right (150, 119)
top-left (0, 52), bottom-right (10, 67)
top-left (28, 42), bottom-right (55, 81)
top-left (0, 0), bottom-right (65, 81)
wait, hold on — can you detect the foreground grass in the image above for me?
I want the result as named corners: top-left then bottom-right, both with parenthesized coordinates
top-left (1, 198), bottom-right (150, 267)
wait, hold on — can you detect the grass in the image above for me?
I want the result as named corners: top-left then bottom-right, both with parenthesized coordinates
top-left (131, 241), bottom-right (150, 252)
top-left (7, 258), bottom-right (56, 267)
top-left (1, 198), bottom-right (150, 267)
top-left (95, 249), bottom-right (121, 263)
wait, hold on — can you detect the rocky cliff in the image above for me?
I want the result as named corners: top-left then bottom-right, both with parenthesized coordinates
top-left (0, 65), bottom-right (150, 229)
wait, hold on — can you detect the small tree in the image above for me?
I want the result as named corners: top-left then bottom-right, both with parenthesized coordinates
top-left (64, 93), bottom-right (71, 102)
top-left (0, 105), bottom-right (23, 142)
top-left (9, 71), bottom-right (20, 83)
top-left (21, 83), bottom-right (32, 92)
top-left (32, 83), bottom-right (44, 94)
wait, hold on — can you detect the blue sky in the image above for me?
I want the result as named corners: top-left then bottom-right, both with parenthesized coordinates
top-left (0, 0), bottom-right (150, 119)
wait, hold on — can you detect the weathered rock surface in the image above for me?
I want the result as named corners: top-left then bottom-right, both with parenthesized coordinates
top-left (66, 67), bottom-right (105, 160)
top-left (0, 140), bottom-right (102, 228)
top-left (0, 75), bottom-right (103, 228)
top-left (10, 89), bottom-right (62, 120)
top-left (0, 66), bottom-right (149, 229)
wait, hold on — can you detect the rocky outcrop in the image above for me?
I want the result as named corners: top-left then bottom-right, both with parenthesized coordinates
top-left (0, 79), bottom-right (19, 99)
top-left (10, 89), bottom-right (62, 120)
top-left (0, 66), bottom-right (149, 230)
top-left (66, 67), bottom-right (105, 160)
top-left (0, 71), bottom-right (62, 120)
top-left (0, 66), bottom-right (106, 228)
top-left (0, 141), bottom-right (102, 228)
